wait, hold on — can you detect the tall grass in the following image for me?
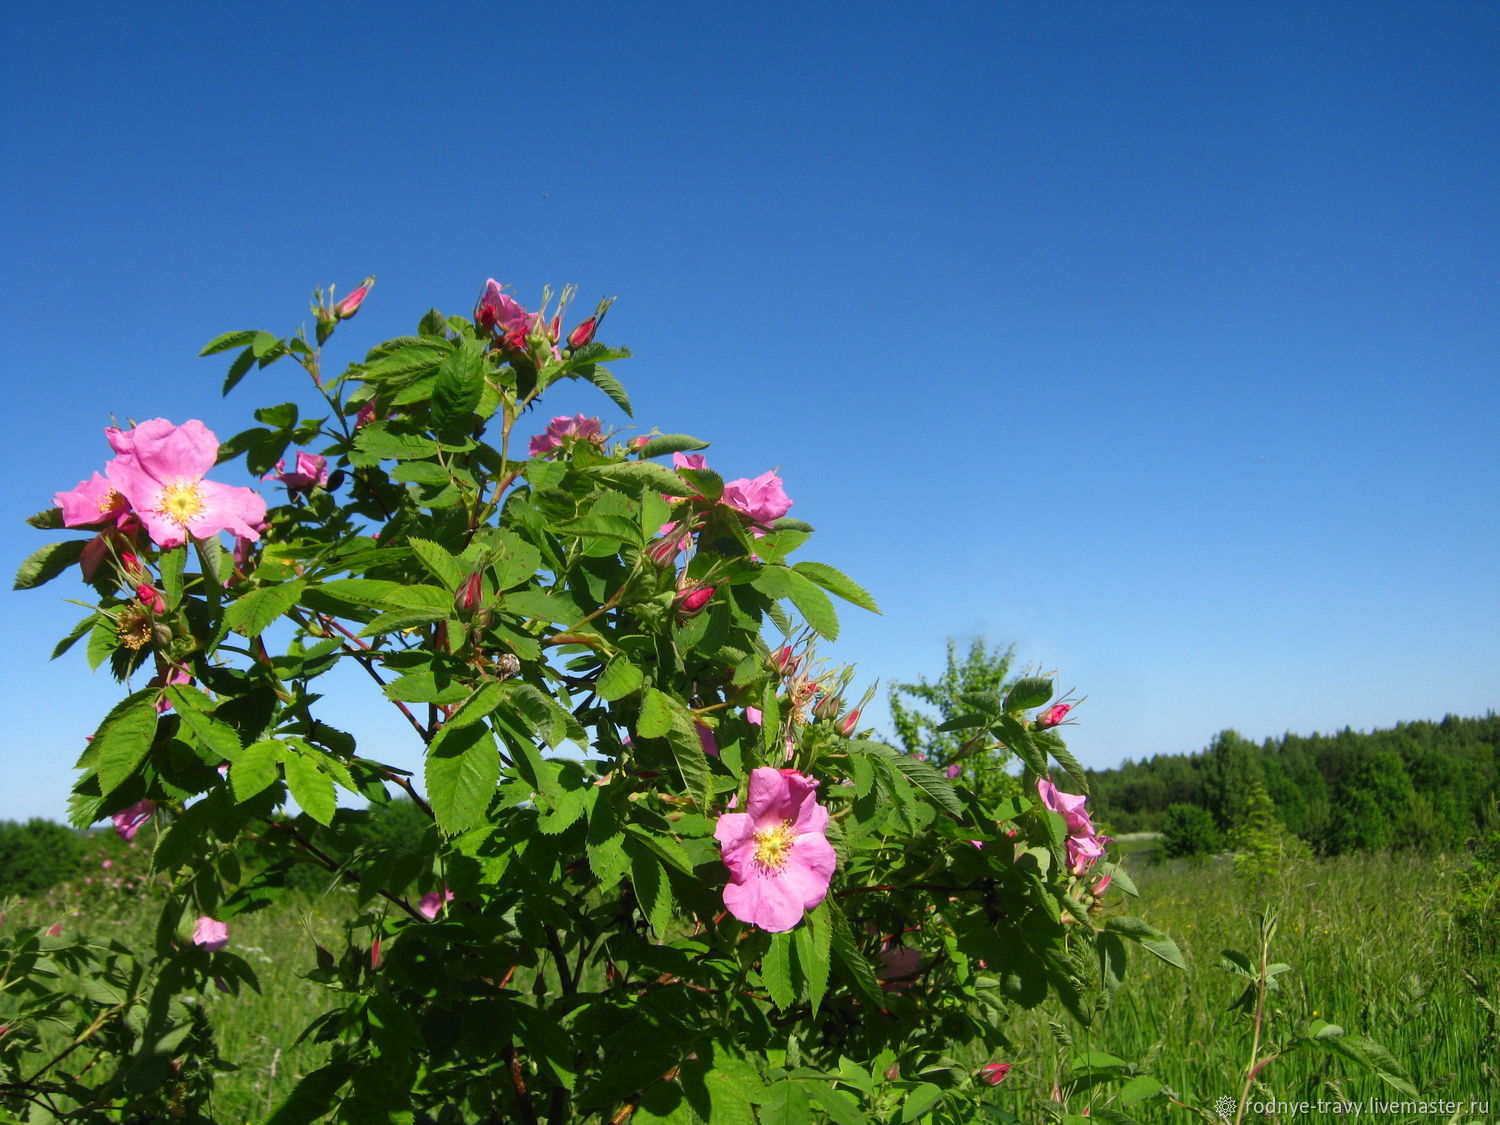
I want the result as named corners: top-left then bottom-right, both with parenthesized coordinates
top-left (1000, 849), bottom-right (1499, 1122)
top-left (8, 849), bottom-right (1495, 1123)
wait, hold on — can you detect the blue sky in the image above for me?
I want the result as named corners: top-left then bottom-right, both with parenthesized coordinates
top-left (3, 4), bottom-right (1496, 821)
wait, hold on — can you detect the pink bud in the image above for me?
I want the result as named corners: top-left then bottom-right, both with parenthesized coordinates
top-left (455, 572), bottom-right (484, 617)
top-left (546, 314), bottom-right (561, 342)
top-left (837, 710), bottom-right (861, 737)
top-left (46, 922), bottom-right (64, 937)
top-left (676, 585), bottom-right (715, 616)
top-left (981, 1062), bottom-right (1012, 1086)
top-left (370, 935), bottom-right (381, 969)
top-left (769, 646), bottom-right (799, 677)
top-left (1037, 703), bottom-right (1071, 729)
top-left (136, 583), bottom-right (165, 614)
top-left (567, 317), bottom-right (597, 349)
top-left (812, 692), bottom-right (842, 721)
top-left (945, 763), bottom-right (962, 779)
top-left (333, 276), bottom-right (374, 320)
top-left (631, 435), bottom-right (651, 450)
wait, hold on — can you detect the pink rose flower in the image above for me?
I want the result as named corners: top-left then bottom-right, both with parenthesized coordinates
top-left (149, 666), bottom-right (192, 713)
top-left (714, 768), bottom-right (836, 932)
top-left (112, 798), bottom-right (155, 842)
top-left (672, 452), bottom-right (709, 472)
top-left (721, 470), bottom-right (792, 534)
top-left (264, 452), bottom-right (328, 493)
top-left (55, 471), bottom-right (132, 529)
top-left (746, 707), bottom-right (763, 726)
top-left (981, 1062), bottom-right (1012, 1086)
top-left (104, 419), bottom-right (267, 549)
top-left (1037, 776), bottom-right (1110, 876)
top-left (528, 414), bottom-right (603, 457)
top-left (418, 887), bottom-right (454, 920)
top-left (945, 763), bottom-right (962, 779)
top-left (696, 723), bottom-right (720, 758)
top-left (192, 915), bottom-right (229, 952)
top-left (474, 278), bottom-right (535, 343)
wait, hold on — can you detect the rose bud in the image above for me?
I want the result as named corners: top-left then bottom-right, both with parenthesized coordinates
top-left (675, 585), bottom-right (715, 616)
top-left (455, 572), bottom-right (484, 617)
top-left (837, 709), bottom-right (861, 737)
top-left (567, 317), bottom-right (597, 350)
top-left (333, 276), bottom-right (374, 320)
top-left (1036, 703), bottom-right (1071, 729)
top-left (768, 645), bottom-right (800, 678)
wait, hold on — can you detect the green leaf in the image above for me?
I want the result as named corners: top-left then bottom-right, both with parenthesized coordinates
top-left (94, 690), bottom-right (160, 794)
top-left (1104, 916), bottom-right (1187, 970)
top-left (446, 681), bottom-right (505, 728)
top-left (827, 901), bottom-right (882, 1005)
top-left (804, 1083), bottom-right (866, 1125)
top-left (158, 546), bottom-right (186, 607)
top-left (762, 931), bottom-right (796, 1011)
top-left (760, 1080), bottom-right (811, 1125)
top-left (13, 539), bottom-right (86, 590)
top-left (167, 687), bottom-right (242, 762)
top-left (225, 580), bottom-right (307, 638)
top-left (585, 794), bottom-right (628, 891)
top-left (200, 329), bottom-right (258, 356)
top-left (431, 342), bottom-right (485, 430)
top-left (221, 345), bottom-right (257, 395)
top-left (666, 715), bottom-right (713, 811)
top-left (848, 740), bottom-right (964, 816)
top-left (195, 535), bottom-right (232, 588)
top-left (264, 1061), bottom-right (357, 1125)
top-left (597, 658), bottom-right (644, 701)
top-left (791, 561), bottom-right (880, 613)
top-left (1037, 730), bottom-right (1091, 797)
top-left (284, 752), bottom-right (335, 825)
top-left (636, 433), bottom-right (710, 459)
top-left (574, 361), bottom-right (633, 416)
top-left (637, 688), bottom-right (675, 738)
top-left (784, 570), bottom-right (840, 640)
top-left (251, 330), bottom-right (281, 358)
top-left (626, 837), bottom-right (673, 939)
top-left (408, 538), bottom-right (464, 590)
top-left (1004, 677), bottom-right (1054, 712)
top-left (1318, 1033), bottom-right (1419, 1096)
top-left (586, 461), bottom-right (696, 497)
top-left (899, 1083), bottom-right (944, 1123)
top-left (796, 903), bottom-right (832, 1014)
top-left (232, 739), bottom-right (283, 803)
top-left (353, 424), bottom-right (440, 463)
top-left (1118, 1076), bottom-right (1165, 1107)
top-left (27, 507), bottom-right (64, 529)
top-left (425, 723), bottom-right (499, 835)
top-left (383, 672), bottom-right (469, 705)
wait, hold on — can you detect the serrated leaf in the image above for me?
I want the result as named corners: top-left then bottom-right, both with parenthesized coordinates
top-left (225, 580), bottom-right (307, 638)
top-left (762, 931), bottom-right (796, 1010)
top-left (284, 752), bottom-right (335, 825)
top-left (408, 538), bottom-right (464, 590)
top-left (791, 561), bottom-right (879, 614)
top-left (796, 903), bottom-right (832, 1015)
top-left (222, 346), bottom-right (257, 396)
top-left (446, 681), bottom-right (505, 728)
top-left (353, 425), bottom-right (440, 463)
top-left (232, 739), bottom-right (283, 802)
top-left (51, 613), bottom-right (96, 660)
top-left (383, 671), bottom-right (468, 705)
top-left (586, 461), bottom-right (696, 497)
top-left (1318, 1033), bottom-right (1418, 1096)
top-left (636, 433), bottom-right (710, 459)
top-left (200, 329), bottom-right (258, 356)
top-left (848, 740), bottom-right (964, 816)
top-left (1004, 676), bottom-right (1054, 712)
top-left (666, 715), bottom-right (713, 810)
top-left (574, 362), bottom-right (633, 416)
top-left (783, 570), bottom-right (840, 641)
top-left (27, 507), bottom-right (65, 529)
top-left (93, 690), bottom-right (160, 793)
top-left (167, 687), bottom-right (242, 762)
top-left (626, 837), bottom-right (673, 939)
top-left (425, 723), bottom-right (499, 835)
top-left (1036, 730), bottom-right (1091, 797)
top-left (431, 342), bottom-right (485, 430)
top-left (597, 658), bottom-right (644, 701)
top-left (1104, 916), bottom-right (1186, 970)
top-left (13, 539), bottom-right (87, 590)
top-left (585, 794), bottom-right (628, 891)
top-left (827, 901), bottom-right (882, 1005)
top-left (637, 688), bottom-right (675, 738)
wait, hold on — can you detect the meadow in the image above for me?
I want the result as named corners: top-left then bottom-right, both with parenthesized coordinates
top-left (6, 844), bottom-right (1495, 1124)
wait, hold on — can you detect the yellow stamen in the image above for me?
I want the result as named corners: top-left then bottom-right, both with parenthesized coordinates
top-left (97, 488), bottom-right (121, 514)
top-left (752, 820), bottom-right (797, 871)
top-left (157, 480), bottom-right (205, 526)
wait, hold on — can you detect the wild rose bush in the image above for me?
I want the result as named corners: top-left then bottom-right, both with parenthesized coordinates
top-left (13, 277), bottom-right (1178, 1124)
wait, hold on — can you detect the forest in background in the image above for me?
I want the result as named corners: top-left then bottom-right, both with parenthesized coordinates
top-left (1088, 713), bottom-right (1500, 853)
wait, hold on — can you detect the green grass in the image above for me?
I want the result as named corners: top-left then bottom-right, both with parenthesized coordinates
top-left (8, 850), bottom-right (1497, 1123)
top-left (996, 850), bottom-right (1500, 1122)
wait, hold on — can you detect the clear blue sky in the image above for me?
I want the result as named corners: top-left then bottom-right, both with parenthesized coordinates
top-left (3, 4), bottom-right (1496, 821)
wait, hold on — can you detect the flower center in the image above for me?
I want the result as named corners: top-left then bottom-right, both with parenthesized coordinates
top-left (157, 480), bottom-right (205, 525)
top-left (752, 821), bottom-right (797, 870)
top-left (97, 487), bottom-right (122, 514)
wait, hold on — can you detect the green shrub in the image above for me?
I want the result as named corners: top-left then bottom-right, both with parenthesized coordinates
top-left (0, 819), bottom-right (85, 896)
top-left (1161, 803), bottom-right (1222, 858)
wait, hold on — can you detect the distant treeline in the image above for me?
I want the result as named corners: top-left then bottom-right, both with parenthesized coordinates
top-left (1089, 713), bottom-right (1500, 854)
